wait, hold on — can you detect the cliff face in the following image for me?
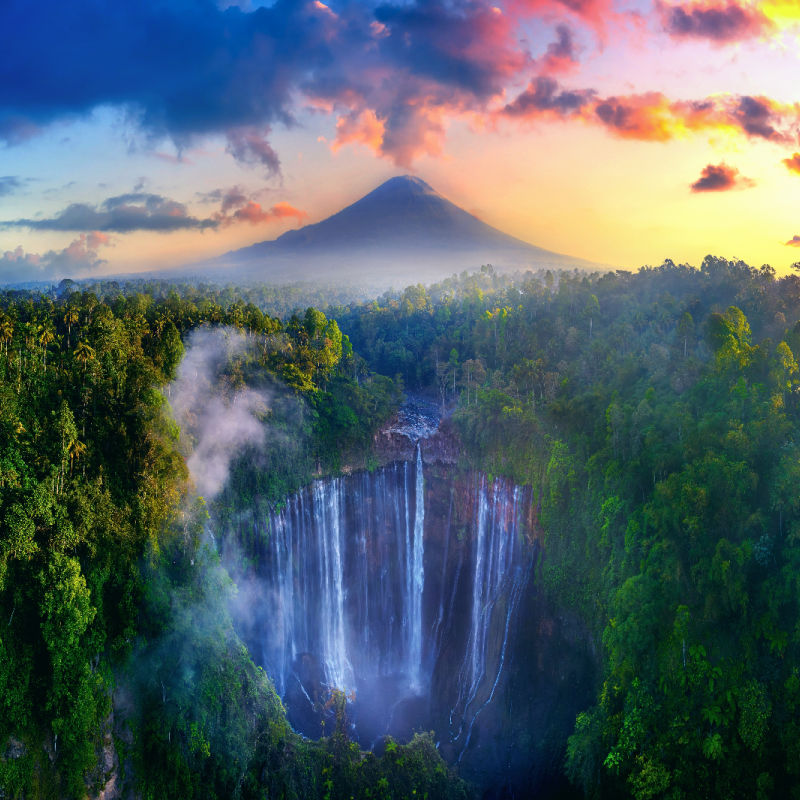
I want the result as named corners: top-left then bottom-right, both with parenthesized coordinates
top-left (375, 418), bottom-right (461, 466)
top-left (225, 406), bottom-right (596, 798)
top-left (420, 464), bottom-right (596, 797)
top-left (372, 400), bottom-right (461, 467)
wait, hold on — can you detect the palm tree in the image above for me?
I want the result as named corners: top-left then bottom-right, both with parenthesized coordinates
top-left (0, 316), bottom-right (12, 358)
top-left (74, 341), bottom-right (96, 374)
top-left (68, 438), bottom-right (86, 477)
top-left (39, 326), bottom-right (55, 368)
top-left (63, 308), bottom-right (79, 349)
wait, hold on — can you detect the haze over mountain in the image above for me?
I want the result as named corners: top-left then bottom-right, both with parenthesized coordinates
top-left (189, 176), bottom-right (594, 286)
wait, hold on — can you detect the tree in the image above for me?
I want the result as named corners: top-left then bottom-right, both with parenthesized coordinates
top-left (677, 311), bottom-right (694, 359)
top-left (583, 294), bottom-right (600, 338)
top-left (74, 341), bottom-right (96, 375)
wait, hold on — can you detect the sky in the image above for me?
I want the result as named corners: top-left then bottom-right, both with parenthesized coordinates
top-left (2, 0), bottom-right (800, 283)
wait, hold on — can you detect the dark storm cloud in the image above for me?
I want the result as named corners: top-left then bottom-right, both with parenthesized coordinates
top-left (0, 0), bottom-right (321, 146)
top-left (371, 1), bottom-right (527, 97)
top-left (0, 0), bottom-right (530, 167)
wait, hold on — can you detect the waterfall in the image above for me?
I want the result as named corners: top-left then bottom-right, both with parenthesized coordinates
top-left (315, 480), bottom-right (351, 692)
top-left (232, 459), bottom-right (533, 755)
top-left (409, 443), bottom-right (425, 689)
top-left (450, 478), bottom-right (527, 749)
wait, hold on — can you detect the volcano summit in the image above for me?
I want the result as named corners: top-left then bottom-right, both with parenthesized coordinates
top-left (194, 176), bottom-right (592, 285)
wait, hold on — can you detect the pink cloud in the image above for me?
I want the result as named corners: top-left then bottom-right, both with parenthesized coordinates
top-left (0, 232), bottom-right (113, 283)
top-left (783, 152), bottom-right (800, 174)
top-left (502, 78), bottom-right (800, 144)
top-left (538, 25), bottom-right (581, 75)
top-left (658, 0), bottom-right (772, 43)
top-left (509, 0), bottom-right (619, 39)
top-left (214, 193), bottom-right (308, 227)
top-left (690, 162), bottom-right (754, 192)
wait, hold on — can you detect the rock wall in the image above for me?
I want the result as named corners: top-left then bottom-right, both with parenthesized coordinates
top-left (225, 450), bottom-right (595, 798)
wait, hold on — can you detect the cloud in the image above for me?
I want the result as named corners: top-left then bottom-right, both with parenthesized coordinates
top-left (690, 162), bottom-right (753, 192)
top-left (731, 94), bottom-right (789, 141)
top-left (368, 2), bottom-right (528, 98)
top-left (658, 0), bottom-right (772, 42)
top-left (510, 0), bottom-right (617, 38)
top-left (538, 25), bottom-right (580, 75)
top-left (315, 1), bottom-right (530, 165)
top-left (220, 200), bottom-right (307, 226)
top-left (0, 176), bottom-right (25, 197)
top-left (3, 186), bottom-right (307, 235)
top-left (783, 153), bottom-right (800, 175)
top-left (219, 186), bottom-right (250, 213)
top-left (783, 152), bottom-right (800, 174)
top-left (0, 0), bottom-right (533, 170)
top-left (224, 127), bottom-right (282, 175)
top-left (503, 76), bottom-right (595, 118)
top-left (199, 185), bottom-right (250, 211)
top-left (3, 193), bottom-right (218, 233)
top-left (332, 110), bottom-right (386, 155)
top-left (200, 186), bottom-right (307, 226)
top-left (786, 235), bottom-right (800, 247)
top-left (593, 93), bottom-right (682, 140)
top-left (169, 327), bottom-right (269, 500)
top-left (502, 78), bottom-right (800, 144)
top-left (0, 232), bottom-right (112, 284)
top-left (3, 0), bottom-right (794, 171)
top-left (0, 0), bottom-right (346, 170)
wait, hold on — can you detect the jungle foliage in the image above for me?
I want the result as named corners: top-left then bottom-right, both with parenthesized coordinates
top-left (0, 286), bottom-right (457, 799)
top-left (6, 255), bottom-right (800, 799)
top-left (338, 257), bottom-right (800, 799)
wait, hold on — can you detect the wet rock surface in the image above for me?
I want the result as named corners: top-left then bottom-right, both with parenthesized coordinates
top-left (226, 436), bottom-right (596, 797)
top-left (374, 395), bottom-right (460, 466)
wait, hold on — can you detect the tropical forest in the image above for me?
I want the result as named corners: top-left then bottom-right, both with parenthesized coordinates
top-left (1, 255), bottom-right (799, 799)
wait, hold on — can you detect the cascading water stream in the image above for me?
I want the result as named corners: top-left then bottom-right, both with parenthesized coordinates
top-left (229, 425), bottom-right (534, 763)
top-left (450, 478), bottom-right (526, 747)
top-left (409, 443), bottom-right (425, 689)
top-left (315, 480), bottom-right (352, 692)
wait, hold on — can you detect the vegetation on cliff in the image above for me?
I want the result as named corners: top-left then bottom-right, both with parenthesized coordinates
top-left (339, 258), bottom-right (800, 799)
top-left (0, 285), bottom-right (461, 798)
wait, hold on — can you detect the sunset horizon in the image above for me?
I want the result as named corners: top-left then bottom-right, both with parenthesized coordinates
top-left (3, 0), bottom-right (800, 283)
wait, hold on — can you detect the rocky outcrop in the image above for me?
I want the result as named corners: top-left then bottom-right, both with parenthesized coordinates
top-left (373, 396), bottom-right (460, 467)
top-left (88, 710), bottom-right (122, 800)
top-left (374, 417), bottom-right (460, 466)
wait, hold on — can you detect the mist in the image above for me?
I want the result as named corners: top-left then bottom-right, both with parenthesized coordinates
top-left (168, 326), bottom-right (270, 500)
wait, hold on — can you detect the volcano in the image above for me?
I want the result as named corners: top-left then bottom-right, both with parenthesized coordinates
top-left (194, 176), bottom-right (594, 285)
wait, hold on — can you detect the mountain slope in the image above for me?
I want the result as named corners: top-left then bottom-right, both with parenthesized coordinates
top-left (193, 176), bottom-right (595, 285)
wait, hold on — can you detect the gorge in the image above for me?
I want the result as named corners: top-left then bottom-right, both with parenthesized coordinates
top-left (221, 401), bottom-right (593, 794)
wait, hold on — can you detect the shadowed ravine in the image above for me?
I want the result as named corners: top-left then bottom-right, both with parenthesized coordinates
top-left (221, 404), bottom-right (595, 796)
top-left (224, 437), bottom-right (541, 781)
